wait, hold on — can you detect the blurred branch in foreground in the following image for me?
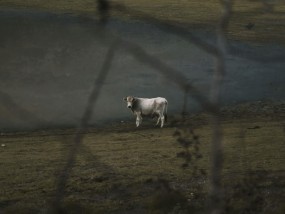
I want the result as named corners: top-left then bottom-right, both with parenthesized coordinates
top-left (209, 0), bottom-right (232, 213)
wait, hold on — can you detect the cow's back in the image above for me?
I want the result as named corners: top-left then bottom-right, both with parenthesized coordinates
top-left (137, 97), bottom-right (167, 115)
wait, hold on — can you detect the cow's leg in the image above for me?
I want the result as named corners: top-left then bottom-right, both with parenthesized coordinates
top-left (160, 113), bottom-right (165, 128)
top-left (136, 112), bottom-right (142, 127)
top-left (136, 115), bottom-right (140, 127)
top-left (156, 116), bottom-right (161, 126)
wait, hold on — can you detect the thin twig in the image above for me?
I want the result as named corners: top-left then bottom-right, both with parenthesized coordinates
top-left (111, 2), bottom-right (219, 56)
top-left (209, 1), bottom-right (232, 214)
top-left (115, 38), bottom-right (219, 114)
top-left (51, 40), bottom-right (118, 212)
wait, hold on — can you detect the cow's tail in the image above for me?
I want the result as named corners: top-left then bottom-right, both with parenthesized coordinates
top-left (164, 100), bottom-right (168, 123)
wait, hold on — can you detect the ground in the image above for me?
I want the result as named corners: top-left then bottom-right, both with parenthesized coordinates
top-left (0, 101), bottom-right (284, 213)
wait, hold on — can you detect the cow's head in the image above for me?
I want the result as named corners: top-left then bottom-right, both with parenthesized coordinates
top-left (123, 96), bottom-right (136, 109)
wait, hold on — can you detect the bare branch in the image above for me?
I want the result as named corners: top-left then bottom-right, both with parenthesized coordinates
top-left (51, 40), bottom-right (118, 212)
top-left (114, 38), bottom-right (219, 114)
top-left (111, 2), bottom-right (219, 56)
top-left (209, 1), bottom-right (233, 214)
top-left (97, 0), bottom-right (110, 24)
top-left (111, 2), bottom-right (285, 64)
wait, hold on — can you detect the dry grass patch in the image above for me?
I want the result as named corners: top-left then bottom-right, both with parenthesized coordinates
top-left (1, 0), bottom-right (285, 43)
top-left (1, 106), bottom-right (284, 213)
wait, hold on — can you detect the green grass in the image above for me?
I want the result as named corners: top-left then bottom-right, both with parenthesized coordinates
top-left (0, 0), bottom-right (285, 44)
top-left (1, 107), bottom-right (284, 213)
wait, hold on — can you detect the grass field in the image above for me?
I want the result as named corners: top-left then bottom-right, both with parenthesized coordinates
top-left (1, 0), bottom-right (285, 44)
top-left (0, 1), bottom-right (285, 213)
top-left (1, 102), bottom-right (285, 213)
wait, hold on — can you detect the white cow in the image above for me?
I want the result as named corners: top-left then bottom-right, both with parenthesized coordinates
top-left (123, 96), bottom-right (168, 128)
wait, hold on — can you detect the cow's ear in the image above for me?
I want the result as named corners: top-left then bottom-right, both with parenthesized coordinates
top-left (123, 97), bottom-right (127, 101)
